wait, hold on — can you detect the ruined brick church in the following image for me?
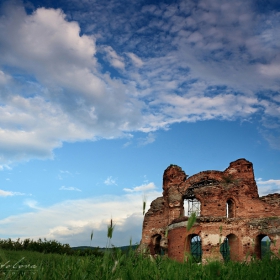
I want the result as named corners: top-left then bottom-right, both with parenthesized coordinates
top-left (140, 159), bottom-right (280, 262)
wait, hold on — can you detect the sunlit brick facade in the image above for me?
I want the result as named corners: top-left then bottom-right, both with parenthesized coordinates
top-left (140, 159), bottom-right (280, 262)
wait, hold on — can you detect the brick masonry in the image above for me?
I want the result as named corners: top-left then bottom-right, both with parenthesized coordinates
top-left (140, 158), bottom-right (280, 262)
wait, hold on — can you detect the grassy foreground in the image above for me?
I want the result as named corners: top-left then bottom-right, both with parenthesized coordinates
top-left (0, 248), bottom-right (279, 280)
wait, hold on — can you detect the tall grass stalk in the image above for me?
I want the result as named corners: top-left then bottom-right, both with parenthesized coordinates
top-left (0, 248), bottom-right (279, 279)
top-left (106, 218), bottom-right (115, 249)
top-left (142, 194), bottom-right (147, 216)
top-left (90, 230), bottom-right (94, 247)
top-left (186, 212), bottom-right (196, 231)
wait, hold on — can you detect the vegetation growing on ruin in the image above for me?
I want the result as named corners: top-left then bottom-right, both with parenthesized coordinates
top-left (221, 174), bottom-right (239, 187)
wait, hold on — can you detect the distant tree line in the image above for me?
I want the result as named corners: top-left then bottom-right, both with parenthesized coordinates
top-left (0, 238), bottom-right (103, 257)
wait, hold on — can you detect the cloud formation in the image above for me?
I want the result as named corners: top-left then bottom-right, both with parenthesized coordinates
top-left (0, 177), bottom-right (277, 246)
top-left (0, 189), bottom-right (25, 197)
top-left (59, 186), bottom-right (81, 192)
top-left (102, 46), bottom-right (125, 70)
top-left (0, 189), bottom-right (161, 247)
top-left (0, 2), bottom-right (143, 165)
top-left (123, 182), bottom-right (156, 192)
top-left (104, 176), bottom-right (118, 186)
top-left (0, 0), bottom-right (279, 166)
top-left (256, 178), bottom-right (280, 196)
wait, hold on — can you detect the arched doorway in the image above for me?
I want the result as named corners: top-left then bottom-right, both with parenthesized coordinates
top-left (186, 234), bottom-right (202, 262)
top-left (153, 234), bottom-right (161, 255)
top-left (255, 234), bottom-right (271, 259)
top-left (220, 234), bottom-right (239, 261)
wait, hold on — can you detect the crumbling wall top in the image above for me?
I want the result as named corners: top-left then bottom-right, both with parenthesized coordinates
top-left (225, 158), bottom-right (254, 179)
top-left (163, 164), bottom-right (187, 191)
top-left (145, 197), bottom-right (165, 216)
top-left (260, 193), bottom-right (280, 206)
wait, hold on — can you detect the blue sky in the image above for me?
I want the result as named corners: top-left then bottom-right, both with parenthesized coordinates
top-left (0, 0), bottom-right (279, 247)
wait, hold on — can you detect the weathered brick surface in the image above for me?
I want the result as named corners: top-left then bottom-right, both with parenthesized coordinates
top-left (140, 159), bottom-right (280, 262)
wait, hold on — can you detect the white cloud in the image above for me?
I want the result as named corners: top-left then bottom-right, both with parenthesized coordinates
top-left (0, 165), bottom-right (12, 171)
top-left (123, 182), bottom-right (157, 193)
top-left (126, 52), bottom-right (144, 67)
top-left (58, 170), bottom-right (73, 180)
top-left (103, 46), bottom-right (125, 69)
top-left (259, 62), bottom-right (280, 78)
top-left (268, 135), bottom-right (280, 150)
top-left (0, 0), bottom-right (279, 166)
top-left (60, 170), bottom-right (72, 175)
top-left (0, 70), bottom-right (11, 85)
top-left (138, 133), bottom-right (156, 146)
top-left (256, 178), bottom-right (280, 196)
top-left (0, 189), bottom-right (25, 197)
top-left (0, 95), bottom-right (94, 163)
top-left (123, 141), bottom-right (132, 148)
top-left (24, 199), bottom-right (39, 209)
top-left (0, 190), bottom-right (161, 247)
top-left (0, 3), bottom-right (144, 165)
top-left (104, 176), bottom-right (117, 186)
top-left (59, 186), bottom-right (81, 192)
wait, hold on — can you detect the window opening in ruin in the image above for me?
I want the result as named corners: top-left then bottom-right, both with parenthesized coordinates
top-left (220, 237), bottom-right (230, 262)
top-left (261, 236), bottom-right (271, 259)
top-left (226, 199), bottom-right (235, 218)
top-left (153, 234), bottom-right (162, 255)
top-left (184, 198), bottom-right (201, 217)
top-left (190, 235), bottom-right (202, 263)
top-left (256, 235), bottom-right (271, 259)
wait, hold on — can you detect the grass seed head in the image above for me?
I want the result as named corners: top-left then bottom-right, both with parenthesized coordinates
top-left (187, 212), bottom-right (196, 231)
top-left (142, 194), bottom-right (147, 215)
top-left (107, 218), bottom-right (115, 239)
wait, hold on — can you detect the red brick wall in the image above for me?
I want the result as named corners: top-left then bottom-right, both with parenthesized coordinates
top-left (140, 159), bottom-right (280, 262)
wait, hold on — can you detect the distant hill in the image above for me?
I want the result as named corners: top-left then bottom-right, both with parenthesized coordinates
top-left (71, 245), bottom-right (138, 252)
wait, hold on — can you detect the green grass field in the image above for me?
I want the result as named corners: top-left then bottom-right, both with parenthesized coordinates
top-left (0, 247), bottom-right (279, 280)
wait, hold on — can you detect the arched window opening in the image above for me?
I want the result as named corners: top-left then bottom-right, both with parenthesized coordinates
top-left (220, 237), bottom-right (230, 262)
top-left (226, 199), bottom-right (235, 218)
top-left (255, 234), bottom-right (271, 259)
top-left (184, 198), bottom-right (201, 217)
top-left (261, 236), bottom-right (271, 259)
top-left (190, 235), bottom-right (202, 263)
top-left (153, 234), bottom-right (162, 255)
